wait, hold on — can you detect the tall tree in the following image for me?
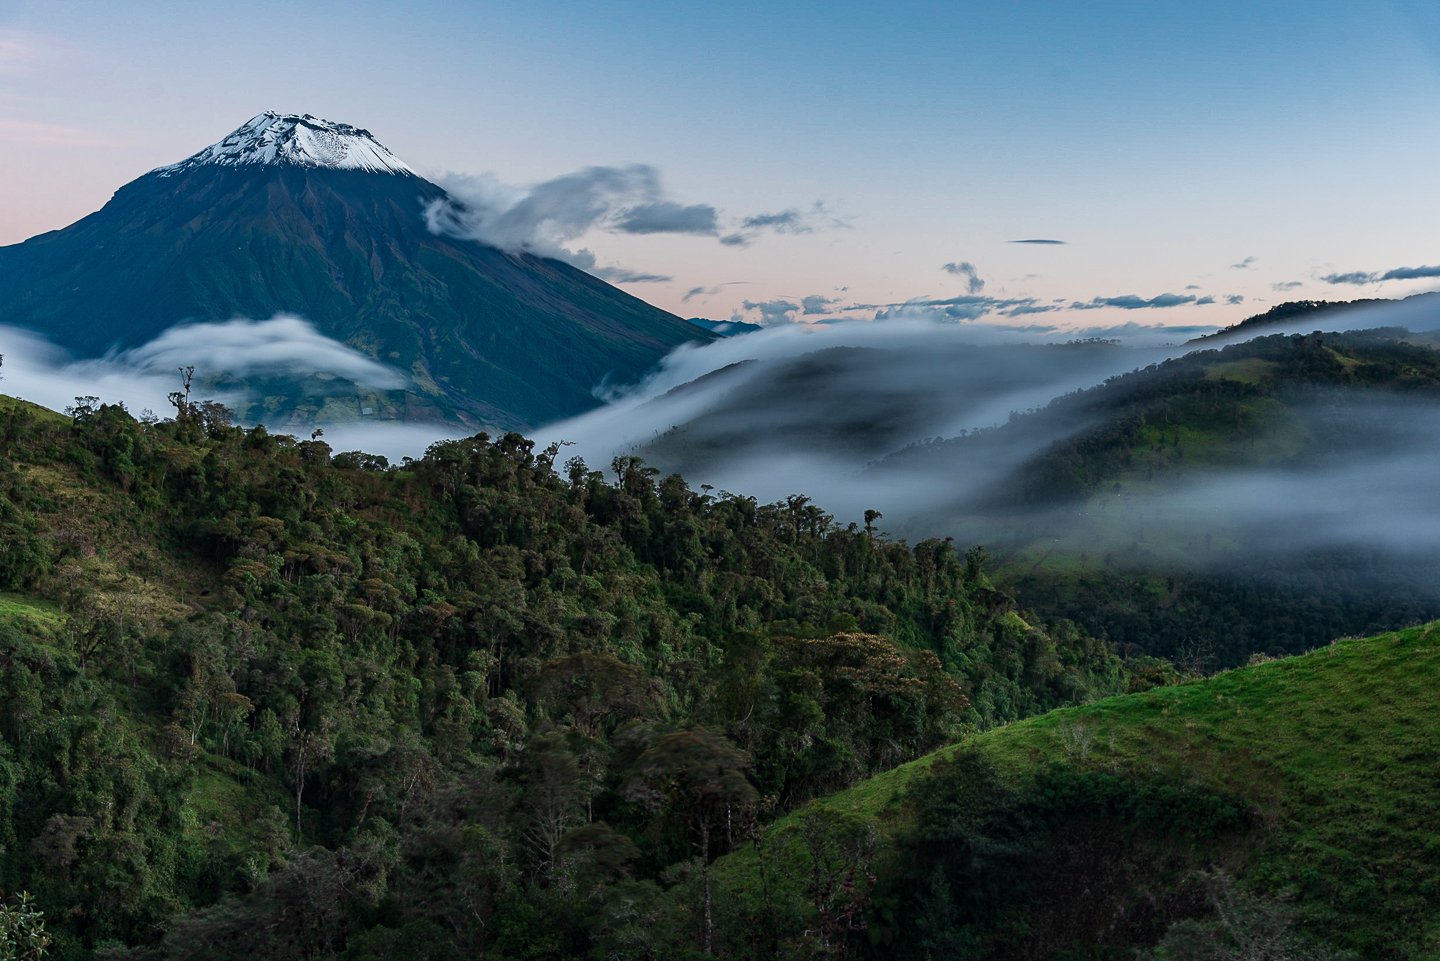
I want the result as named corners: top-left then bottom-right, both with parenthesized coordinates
top-left (626, 729), bottom-right (758, 955)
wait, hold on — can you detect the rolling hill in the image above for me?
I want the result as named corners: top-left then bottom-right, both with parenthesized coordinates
top-left (694, 620), bottom-right (1440, 959)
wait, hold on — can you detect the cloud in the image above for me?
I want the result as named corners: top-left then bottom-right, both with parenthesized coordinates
top-left (425, 165), bottom-right (724, 282)
top-left (942, 261), bottom-right (985, 295)
top-left (1231, 256), bottom-right (1257, 270)
top-left (1196, 296), bottom-right (1216, 305)
top-left (613, 201), bottom-right (719, 235)
top-left (1379, 265), bottom-right (1440, 282)
top-left (427, 165), bottom-right (663, 259)
top-left (429, 168), bottom-right (837, 263)
top-left (0, 318), bottom-right (465, 460)
top-left (869, 295), bottom-right (1058, 324)
top-left (1072, 293), bottom-right (1203, 310)
top-left (682, 281), bottom-right (750, 303)
top-left (801, 295), bottom-right (841, 315)
top-left (741, 210), bottom-right (811, 232)
top-left (1226, 294), bottom-right (1245, 305)
top-left (1009, 239), bottom-right (1067, 245)
top-left (741, 299), bottom-right (802, 326)
top-left (539, 299), bottom-right (1440, 616)
top-left (1321, 264), bottom-right (1440, 286)
top-left (0, 316), bottom-right (406, 413)
top-left (875, 302), bottom-right (989, 323)
top-left (1273, 281), bottom-right (1304, 291)
top-left (723, 202), bottom-right (844, 248)
top-left (1321, 271), bottom-right (1378, 286)
top-left (536, 316), bottom-right (1229, 532)
top-left (1062, 322), bottom-right (1220, 343)
top-left (828, 288), bottom-right (1081, 324)
top-left (117, 315), bottom-right (407, 387)
top-left (591, 267), bottom-right (672, 283)
top-left (1004, 303), bottom-right (1060, 317)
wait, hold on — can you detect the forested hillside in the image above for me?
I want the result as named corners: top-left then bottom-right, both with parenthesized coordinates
top-left (692, 622), bottom-right (1440, 960)
top-left (882, 327), bottom-right (1440, 664)
top-left (0, 393), bottom-right (1129, 960)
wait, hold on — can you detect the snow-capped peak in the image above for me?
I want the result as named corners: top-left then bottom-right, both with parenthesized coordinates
top-left (153, 111), bottom-right (414, 177)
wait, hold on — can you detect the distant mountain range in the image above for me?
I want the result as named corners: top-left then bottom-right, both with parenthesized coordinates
top-left (0, 111), bottom-right (712, 429)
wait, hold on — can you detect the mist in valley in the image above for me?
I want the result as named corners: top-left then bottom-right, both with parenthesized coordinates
top-left (0, 316), bottom-right (467, 461)
top-left (539, 296), bottom-right (1440, 625)
top-left (6, 294), bottom-right (1440, 593)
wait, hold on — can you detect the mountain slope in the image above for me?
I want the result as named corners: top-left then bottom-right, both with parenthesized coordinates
top-left (0, 112), bottom-right (711, 429)
top-left (0, 392), bottom-right (1128, 960)
top-left (871, 328), bottom-right (1440, 662)
top-left (698, 621), bottom-right (1440, 959)
top-left (583, 318), bottom-right (1440, 663)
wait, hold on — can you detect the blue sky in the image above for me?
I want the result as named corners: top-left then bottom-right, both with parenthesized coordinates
top-left (3, 0), bottom-right (1439, 329)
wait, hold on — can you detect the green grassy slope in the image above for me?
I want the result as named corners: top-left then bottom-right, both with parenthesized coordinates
top-left (705, 622), bottom-right (1440, 959)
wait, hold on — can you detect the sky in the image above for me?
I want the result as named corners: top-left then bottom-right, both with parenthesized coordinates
top-left (3, 0), bottom-right (1440, 331)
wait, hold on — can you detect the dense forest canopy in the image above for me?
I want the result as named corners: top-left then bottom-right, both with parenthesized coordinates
top-left (5, 320), bottom-right (1435, 959)
top-left (0, 390), bottom-right (1132, 960)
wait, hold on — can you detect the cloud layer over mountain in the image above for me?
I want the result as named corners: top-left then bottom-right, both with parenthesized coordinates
top-left (0, 316), bottom-right (461, 459)
top-left (540, 297), bottom-right (1440, 582)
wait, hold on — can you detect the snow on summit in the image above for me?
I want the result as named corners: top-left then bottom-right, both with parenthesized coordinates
top-left (154, 112), bottom-right (414, 176)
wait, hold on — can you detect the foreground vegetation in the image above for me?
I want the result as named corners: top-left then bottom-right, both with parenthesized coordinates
top-left (0, 392), bottom-right (1128, 960)
top-left (696, 622), bottom-right (1440, 959)
top-left (5, 334), bottom-right (1436, 959)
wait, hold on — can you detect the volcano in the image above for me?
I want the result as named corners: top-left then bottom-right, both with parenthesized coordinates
top-left (0, 112), bottom-right (711, 429)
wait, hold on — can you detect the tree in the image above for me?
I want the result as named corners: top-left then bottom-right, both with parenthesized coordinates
top-left (1144, 869), bottom-right (1357, 961)
top-left (514, 734), bottom-right (592, 882)
top-left (626, 728), bottom-right (758, 955)
top-left (795, 809), bottom-right (878, 960)
top-left (863, 509), bottom-right (882, 536)
top-left (64, 396), bottom-right (100, 423)
top-left (533, 651), bottom-right (658, 740)
top-left (168, 365), bottom-right (195, 419)
top-left (0, 891), bottom-right (50, 960)
top-left (289, 718), bottom-right (334, 842)
top-left (193, 399), bottom-right (234, 436)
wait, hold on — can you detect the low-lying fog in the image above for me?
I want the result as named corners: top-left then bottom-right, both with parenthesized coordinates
top-left (0, 316), bottom-right (466, 461)
top-left (538, 295), bottom-right (1440, 572)
top-left (4, 295), bottom-right (1440, 577)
